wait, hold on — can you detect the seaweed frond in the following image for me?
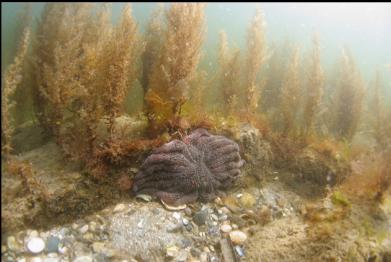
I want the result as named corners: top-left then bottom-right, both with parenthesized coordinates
top-left (245, 7), bottom-right (269, 116)
top-left (332, 47), bottom-right (365, 140)
top-left (302, 33), bottom-right (324, 136)
top-left (279, 46), bottom-right (301, 136)
top-left (145, 3), bottom-right (206, 134)
top-left (2, 28), bottom-right (30, 159)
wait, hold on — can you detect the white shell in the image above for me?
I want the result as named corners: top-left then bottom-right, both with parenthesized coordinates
top-left (220, 224), bottom-right (232, 233)
top-left (135, 194), bottom-right (152, 202)
top-left (229, 231), bottom-right (247, 244)
top-left (27, 237), bottom-right (45, 253)
top-left (160, 199), bottom-right (187, 211)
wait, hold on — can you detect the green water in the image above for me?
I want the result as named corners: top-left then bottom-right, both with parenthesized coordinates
top-left (1, 2), bottom-right (391, 118)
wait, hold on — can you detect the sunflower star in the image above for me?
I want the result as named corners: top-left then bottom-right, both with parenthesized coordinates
top-left (132, 128), bottom-right (245, 205)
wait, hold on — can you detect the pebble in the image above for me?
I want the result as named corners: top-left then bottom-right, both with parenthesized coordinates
top-left (232, 224), bottom-right (238, 230)
top-left (218, 214), bottom-right (228, 221)
top-left (176, 250), bottom-right (189, 262)
top-left (73, 256), bottom-right (93, 262)
top-left (17, 258), bottom-right (26, 262)
top-left (166, 245), bottom-right (179, 258)
top-left (92, 242), bottom-right (106, 253)
top-left (220, 224), bottom-right (232, 233)
top-left (229, 231), bottom-right (247, 244)
top-left (30, 258), bottom-right (43, 262)
top-left (7, 236), bottom-right (18, 251)
top-left (191, 247), bottom-right (202, 257)
top-left (167, 223), bottom-right (183, 233)
top-left (200, 252), bottom-right (209, 262)
top-left (173, 212), bottom-right (181, 220)
top-left (219, 207), bottom-right (231, 214)
top-left (27, 237), bottom-right (45, 254)
top-left (184, 207), bottom-right (192, 216)
top-left (211, 214), bottom-right (218, 221)
top-left (234, 246), bottom-right (245, 257)
top-left (46, 236), bottom-right (60, 253)
top-left (89, 222), bottom-right (97, 232)
top-left (58, 245), bottom-right (68, 255)
top-left (193, 210), bottom-right (208, 226)
top-left (83, 233), bottom-right (94, 241)
top-left (182, 218), bottom-right (189, 226)
top-left (113, 204), bottom-right (126, 213)
top-left (137, 219), bottom-right (144, 229)
top-left (30, 230), bottom-right (39, 238)
top-left (43, 257), bottom-right (60, 262)
top-left (79, 225), bottom-right (89, 234)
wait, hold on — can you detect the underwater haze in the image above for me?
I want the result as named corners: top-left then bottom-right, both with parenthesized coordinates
top-left (2, 3), bottom-right (391, 261)
top-left (2, 3), bottom-right (391, 83)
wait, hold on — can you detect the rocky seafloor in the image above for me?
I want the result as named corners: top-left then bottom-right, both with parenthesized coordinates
top-left (2, 121), bottom-right (391, 262)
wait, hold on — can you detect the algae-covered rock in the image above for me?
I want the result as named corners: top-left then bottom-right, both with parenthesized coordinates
top-left (290, 148), bottom-right (350, 186)
top-left (96, 115), bottom-right (148, 142)
top-left (238, 124), bottom-right (273, 180)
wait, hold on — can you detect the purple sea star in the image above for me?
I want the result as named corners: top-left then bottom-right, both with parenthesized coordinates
top-left (132, 128), bottom-right (245, 205)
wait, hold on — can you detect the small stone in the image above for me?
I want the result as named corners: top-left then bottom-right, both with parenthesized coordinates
top-left (166, 245), bottom-right (179, 258)
top-left (176, 250), bottom-right (188, 262)
top-left (27, 237), bottom-right (45, 254)
top-left (73, 256), bottom-right (93, 262)
top-left (30, 258), bottom-right (43, 262)
top-left (191, 247), bottom-right (201, 257)
top-left (229, 231), bottom-right (247, 244)
top-left (89, 222), bottom-right (97, 232)
top-left (83, 233), bottom-right (94, 241)
top-left (92, 242), bottom-right (105, 253)
top-left (79, 225), bottom-right (89, 234)
top-left (220, 207), bottom-right (231, 214)
top-left (58, 245), bottom-right (68, 255)
top-left (30, 230), bottom-right (39, 238)
top-left (7, 236), bottom-right (18, 251)
top-left (232, 224), bottom-right (238, 230)
top-left (182, 218), bottom-right (189, 226)
top-left (234, 246), bottom-right (245, 257)
top-left (137, 219), bottom-right (144, 229)
top-left (193, 210), bottom-right (208, 226)
top-left (17, 258), bottom-right (26, 262)
top-left (236, 193), bottom-right (243, 198)
top-left (200, 252), bottom-right (209, 262)
top-left (135, 194), bottom-right (152, 202)
top-left (173, 212), bottom-right (181, 220)
top-left (218, 214), bottom-right (228, 221)
top-left (220, 224), bottom-right (232, 233)
top-left (211, 214), bottom-right (218, 221)
top-left (129, 168), bottom-right (139, 173)
top-left (43, 257), bottom-right (60, 262)
top-left (166, 223), bottom-right (182, 233)
top-left (113, 204), bottom-right (126, 213)
top-left (184, 207), bottom-right (192, 216)
top-left (185, 224), bottom-right (193, 231)
top-left (214, 197), bottom-right (223, 205)
top-left (46, 236), bottom-right (60, 253)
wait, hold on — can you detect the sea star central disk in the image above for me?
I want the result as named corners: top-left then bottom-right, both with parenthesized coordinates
top-left (132, 129), bottom-right (245, 205)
